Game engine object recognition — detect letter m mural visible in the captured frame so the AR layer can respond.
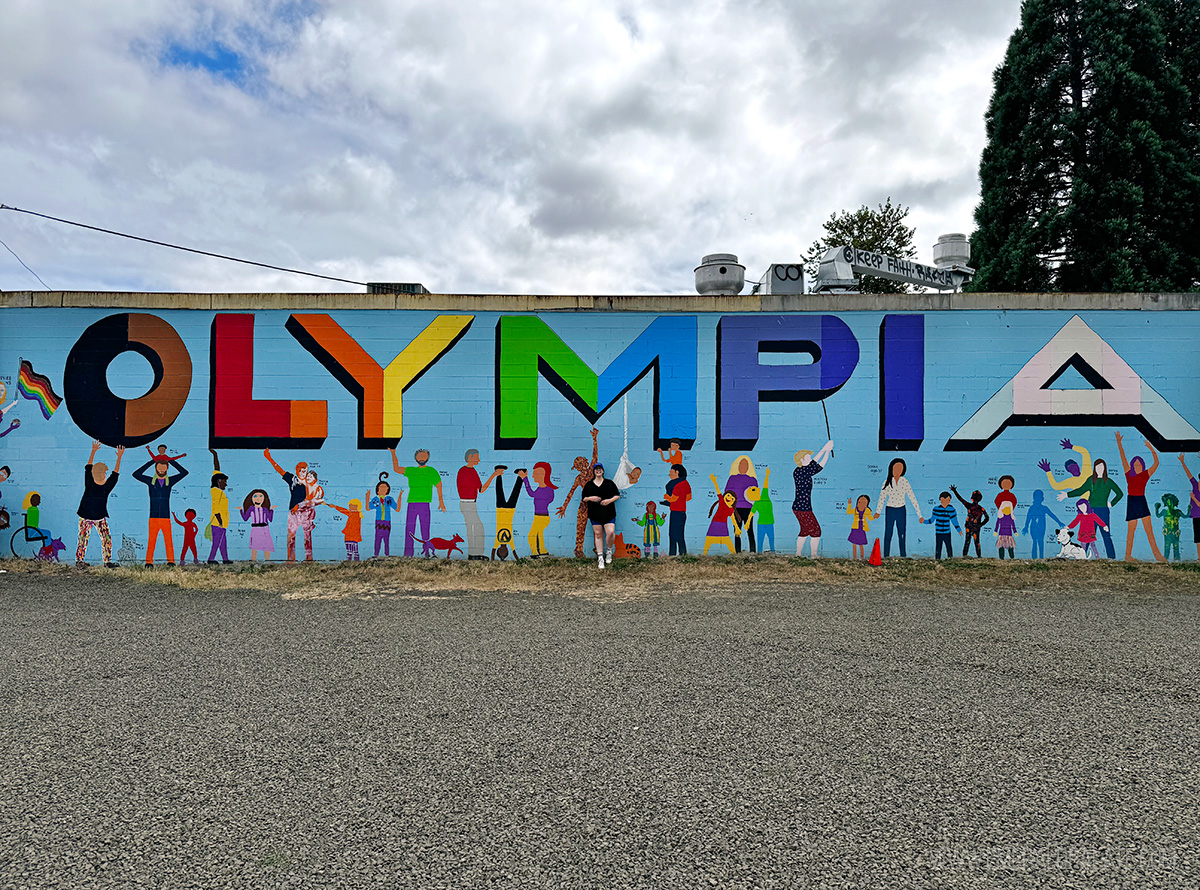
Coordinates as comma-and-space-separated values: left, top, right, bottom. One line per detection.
495, 316, 697, 450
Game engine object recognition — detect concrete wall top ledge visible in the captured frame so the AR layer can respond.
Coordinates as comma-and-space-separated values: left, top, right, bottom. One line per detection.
2, 290, 1198, 311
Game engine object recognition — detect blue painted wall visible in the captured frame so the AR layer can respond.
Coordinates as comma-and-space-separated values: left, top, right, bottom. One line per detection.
2, 306, 1197, 563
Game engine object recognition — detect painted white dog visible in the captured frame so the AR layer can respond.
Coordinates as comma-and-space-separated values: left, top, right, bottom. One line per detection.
1053, 527, 1089, 560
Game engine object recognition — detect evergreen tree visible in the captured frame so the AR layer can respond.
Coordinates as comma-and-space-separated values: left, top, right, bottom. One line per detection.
803, 197, 917, 294
970, 0, 1200, 293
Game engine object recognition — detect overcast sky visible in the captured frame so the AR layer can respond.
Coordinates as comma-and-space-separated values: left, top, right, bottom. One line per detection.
0, 0, 1022, 295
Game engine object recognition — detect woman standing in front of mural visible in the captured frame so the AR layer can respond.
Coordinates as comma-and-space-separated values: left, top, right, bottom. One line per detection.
877, 458, 925, 558
520, 463, 557, 558
1178, 453, 1200, 560
240, 489, 275, 562
556, 428, 600, 558
723, 456, 759, 552
1115, 432, 1166, 562
1066, 457, 1122, 559
792, 441, 834, 557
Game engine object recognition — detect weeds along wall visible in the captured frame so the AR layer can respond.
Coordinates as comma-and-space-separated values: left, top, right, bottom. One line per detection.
2, 293, 1198, 564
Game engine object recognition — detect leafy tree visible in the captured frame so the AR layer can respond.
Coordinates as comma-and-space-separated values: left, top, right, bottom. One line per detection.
970, 0, 1200, 293
803, 197, 918, 294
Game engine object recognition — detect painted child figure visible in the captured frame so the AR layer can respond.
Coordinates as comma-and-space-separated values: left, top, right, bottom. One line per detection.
704, 491, 742, 555
326, 498, 364, 561
950, 485, 989, 557
1068, 498, 1108, 558
173, 508, 201, 564
147, 444, 187, 465
748, 467, 775, 552
994, 502, 1018, 559
240, 489, 275, 561
930, 491, 963, 559
1155, 493, 1183, 561
1022, 490, 1063, 559
846, 495, 877, 560
631, 501, 667, 557
368, 473, 399, 557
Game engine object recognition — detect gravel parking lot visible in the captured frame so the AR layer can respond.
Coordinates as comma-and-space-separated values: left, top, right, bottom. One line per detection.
2, 567, 1199, 888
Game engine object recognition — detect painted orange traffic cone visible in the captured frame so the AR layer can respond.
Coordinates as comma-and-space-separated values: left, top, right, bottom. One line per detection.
868, 538, 882, 566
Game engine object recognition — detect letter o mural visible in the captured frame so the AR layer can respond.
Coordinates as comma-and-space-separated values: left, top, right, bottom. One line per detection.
64, 313, 193, 446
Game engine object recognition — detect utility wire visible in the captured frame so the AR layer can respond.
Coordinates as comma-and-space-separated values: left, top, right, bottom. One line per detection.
0, 236, 52, 290
0, 203, 368, 287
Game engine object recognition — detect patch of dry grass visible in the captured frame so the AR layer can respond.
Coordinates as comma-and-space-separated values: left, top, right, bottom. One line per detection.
5, 555, 1199, 601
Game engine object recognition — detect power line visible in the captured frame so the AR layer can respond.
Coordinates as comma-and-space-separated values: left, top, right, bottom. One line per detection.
0, 203, 368, 287
0, 236, 51, 290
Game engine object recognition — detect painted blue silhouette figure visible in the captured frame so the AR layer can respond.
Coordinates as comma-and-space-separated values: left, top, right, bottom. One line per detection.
1022, 489, 1063, 558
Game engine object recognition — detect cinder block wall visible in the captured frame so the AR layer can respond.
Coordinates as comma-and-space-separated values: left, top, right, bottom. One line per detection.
2, 292, 1197, 563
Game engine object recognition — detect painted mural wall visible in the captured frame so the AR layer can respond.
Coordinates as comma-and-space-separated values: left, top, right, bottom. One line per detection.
1, 305, 1198, 565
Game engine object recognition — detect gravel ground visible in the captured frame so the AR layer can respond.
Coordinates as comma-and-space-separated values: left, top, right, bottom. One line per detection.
1, 571, 1199, 889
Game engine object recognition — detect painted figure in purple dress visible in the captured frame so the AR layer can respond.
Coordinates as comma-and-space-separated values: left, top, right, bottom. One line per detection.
240, 489, 275, 561
723, 455, 759, 552
520, 462, 558, 558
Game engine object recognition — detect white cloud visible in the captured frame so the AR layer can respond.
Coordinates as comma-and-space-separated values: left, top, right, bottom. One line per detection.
0, 0, 1021, 295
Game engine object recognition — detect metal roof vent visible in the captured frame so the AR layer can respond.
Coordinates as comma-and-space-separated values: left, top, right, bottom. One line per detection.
694, 254, 745, 295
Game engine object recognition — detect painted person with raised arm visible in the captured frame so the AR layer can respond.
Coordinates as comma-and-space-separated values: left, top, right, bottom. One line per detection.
76, 439, 124, 567
1038, 438, 1092, 502
263, 449, 313, 561
1115, 431, 1166, 562
390, 447, 446, 557
132, 448, 188, 566
792, 440, 833, 557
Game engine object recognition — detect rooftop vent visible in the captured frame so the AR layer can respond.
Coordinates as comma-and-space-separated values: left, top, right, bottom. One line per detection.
694, 254, 745, 295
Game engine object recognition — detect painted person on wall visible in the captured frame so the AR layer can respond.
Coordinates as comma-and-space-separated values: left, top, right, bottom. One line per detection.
173, 508, 200, 565
1115, 432, 1166, 563
76, 440, 124, 567
207, 450, 232, 565
240, 489, 275, 561
1068, 498, 1107, 559
656, 439, 684, 468
994, 475, 1017, 513
491, 467, 523, 560
631, 501, 667, 557
703, 490, 741, 555
1066, 458, 1122, 559
950, 485, 989, 558
325, 498, 364, 561
457, 450, 502, 561
146, 444, 186, 465
662, 464, 691, 555
877, 458, 925, 558
1022, 490, 1063, 559
132, 449, 189, 566
23, 492, 48, 545
792, 441, 834, 557
994, 502, 1018, 559
930, 491, 963, 560
723, 456, 759, 552
1155, 493, 1183, 561
748, 467, 775, 552
556, 428, 600, 558
581, 461, 620, 568
1179, 453, 1200, 561
1039, 439, 1092, 502
390, 447, 446, 557
368, 472, 398, 557
263, 449, 314, 562
846, 495, 877, 560
520, 463, 557, 558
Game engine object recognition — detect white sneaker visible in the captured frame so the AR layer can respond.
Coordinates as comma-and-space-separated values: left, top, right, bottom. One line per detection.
598, 553, 605, 569
605, 549, 613, 565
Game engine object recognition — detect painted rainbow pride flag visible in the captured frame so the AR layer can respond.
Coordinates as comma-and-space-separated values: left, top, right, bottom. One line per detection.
17, 359, 62, 420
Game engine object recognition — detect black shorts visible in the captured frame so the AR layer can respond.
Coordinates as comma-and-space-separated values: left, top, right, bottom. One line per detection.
1194, 517, 1200, 544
